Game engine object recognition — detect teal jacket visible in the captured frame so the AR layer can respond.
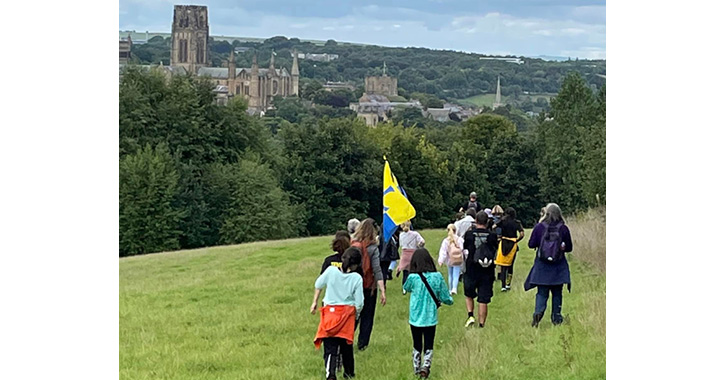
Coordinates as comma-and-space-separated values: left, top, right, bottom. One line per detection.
403, 271, 453, 327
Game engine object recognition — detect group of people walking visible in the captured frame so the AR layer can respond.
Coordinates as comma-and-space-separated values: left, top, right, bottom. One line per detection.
310, 198, 574, 379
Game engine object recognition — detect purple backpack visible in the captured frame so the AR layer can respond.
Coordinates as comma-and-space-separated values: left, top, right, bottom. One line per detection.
537, 222, 564, 262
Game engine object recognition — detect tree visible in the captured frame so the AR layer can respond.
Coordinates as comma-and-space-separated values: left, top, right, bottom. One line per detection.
119, 144, 183, 256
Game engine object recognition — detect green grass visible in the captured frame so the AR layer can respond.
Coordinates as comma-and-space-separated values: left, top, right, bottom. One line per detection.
458, 93, 557, 108
120, 230, 605, 379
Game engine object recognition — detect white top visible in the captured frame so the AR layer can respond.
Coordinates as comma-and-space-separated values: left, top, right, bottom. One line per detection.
399, 230, 425, 250
454, 215, 474, 239
438, 236, 467, 267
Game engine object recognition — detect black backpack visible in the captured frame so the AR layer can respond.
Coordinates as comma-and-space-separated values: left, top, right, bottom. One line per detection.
472, 231, 495, 266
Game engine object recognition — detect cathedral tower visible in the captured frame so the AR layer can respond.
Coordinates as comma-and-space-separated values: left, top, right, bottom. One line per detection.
171, 5, 210, 73
248, 55, 261, 109
291, 49, 300, 96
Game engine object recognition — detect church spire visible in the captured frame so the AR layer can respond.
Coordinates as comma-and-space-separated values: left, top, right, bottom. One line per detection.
291, 49, 299, 76
493, 75, 503, 110
383, 61, 387, 76
269, 50, 276, 72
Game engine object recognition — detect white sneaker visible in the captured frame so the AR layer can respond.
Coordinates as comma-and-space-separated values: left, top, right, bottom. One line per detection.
403, 289, 407, 295
451, 290, 457, 295
501, 287, 508, 292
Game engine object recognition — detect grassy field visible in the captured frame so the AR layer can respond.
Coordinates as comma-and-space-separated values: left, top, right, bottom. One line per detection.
120, 229, 605, 379
458, 93, 557, 108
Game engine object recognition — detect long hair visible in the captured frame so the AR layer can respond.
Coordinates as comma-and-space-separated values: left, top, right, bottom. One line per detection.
538, 207, 547, 223
492, 205, 504, 216
504, 207, 517, 221
401, 220, 412, 232
331, 232, 351, 255
409, 248, 437, 274
542, 203, 565, 224
446, 224, 458, 245
353, 218, 377, 244
342, 247, 363, 276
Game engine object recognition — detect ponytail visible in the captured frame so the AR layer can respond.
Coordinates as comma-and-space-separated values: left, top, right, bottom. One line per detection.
446, 224, 457, 245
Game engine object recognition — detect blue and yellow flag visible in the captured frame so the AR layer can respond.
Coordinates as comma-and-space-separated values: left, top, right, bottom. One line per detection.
383, 157, 416, 243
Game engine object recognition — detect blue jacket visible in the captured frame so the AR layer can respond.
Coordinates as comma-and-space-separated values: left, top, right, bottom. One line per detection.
523, 222, 573, 292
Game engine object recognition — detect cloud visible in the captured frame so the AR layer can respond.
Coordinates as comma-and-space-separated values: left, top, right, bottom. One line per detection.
119, 0, 606, 59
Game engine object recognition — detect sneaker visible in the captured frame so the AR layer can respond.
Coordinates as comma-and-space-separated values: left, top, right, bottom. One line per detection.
402, 289, 407, 295
505, 285, 511, 291
419, 368, 429, 378
451, 290, 457, 295
465, 316, 475, 327
501, 287, 508, 292
479, 323, 485, 328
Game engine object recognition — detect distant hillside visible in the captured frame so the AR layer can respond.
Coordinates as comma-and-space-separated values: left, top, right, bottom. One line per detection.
127, 34, 606, 102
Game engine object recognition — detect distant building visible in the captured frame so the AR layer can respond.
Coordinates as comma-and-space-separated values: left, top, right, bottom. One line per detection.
234, 47, 251, 53
119, 5, 300, 112
119, 35, 132, 64
364, 62, 398, 97
350, 94, 422, 127
291, 52, 339, 62
479, 57, 524, 65
322, 81, 355, 92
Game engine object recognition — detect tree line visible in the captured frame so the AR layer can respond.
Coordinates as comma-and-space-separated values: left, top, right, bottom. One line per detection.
119, 67, 605, 256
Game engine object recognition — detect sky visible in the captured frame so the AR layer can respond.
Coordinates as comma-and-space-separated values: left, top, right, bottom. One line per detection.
119, 0, 605, 59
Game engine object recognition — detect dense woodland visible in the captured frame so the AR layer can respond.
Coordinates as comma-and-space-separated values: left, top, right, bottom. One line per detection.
119, 63, 605, 256
131, 35, 605, 104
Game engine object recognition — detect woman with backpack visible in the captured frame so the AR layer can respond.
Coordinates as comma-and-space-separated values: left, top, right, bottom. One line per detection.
403, 248, 454, 379
350, 218, 387, 351
524, 203, 573, 327
494, 207, 525, 292
311, 247, 365, 380
437, 224, 465, 295
397, 220, 426, 295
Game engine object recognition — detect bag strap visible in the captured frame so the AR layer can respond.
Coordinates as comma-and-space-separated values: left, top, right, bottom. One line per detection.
418, 273, 441, 309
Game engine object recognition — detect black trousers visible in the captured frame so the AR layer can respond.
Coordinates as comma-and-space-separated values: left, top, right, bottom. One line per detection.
355, 287, 377, 349
410, 325, 436, 352
323, 337, 354, 379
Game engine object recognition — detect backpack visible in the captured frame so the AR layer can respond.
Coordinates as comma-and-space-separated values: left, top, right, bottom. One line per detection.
537, 223, 565, 262
472, 231, 495, 266
467, 201, 478, 211
351, 240, 375, 289
448, 240, 463, 266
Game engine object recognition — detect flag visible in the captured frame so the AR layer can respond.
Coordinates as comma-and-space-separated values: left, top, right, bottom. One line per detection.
382, 157, 416, 243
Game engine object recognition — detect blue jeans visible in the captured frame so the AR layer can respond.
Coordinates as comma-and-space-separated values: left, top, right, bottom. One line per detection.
535, 285, 563, 323
447, 266, 461, 292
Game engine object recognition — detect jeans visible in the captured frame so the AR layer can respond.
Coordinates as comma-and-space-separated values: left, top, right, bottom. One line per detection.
534, 284, 563, 323
447, 266, 461, 292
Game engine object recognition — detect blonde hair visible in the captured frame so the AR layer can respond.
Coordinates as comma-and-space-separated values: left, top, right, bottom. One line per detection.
492, 205, 504, 215
352, 218, 377, 243
446, 224, 457, 245
401, 220, 412, 232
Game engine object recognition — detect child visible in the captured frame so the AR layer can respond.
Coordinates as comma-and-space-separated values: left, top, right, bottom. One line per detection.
437, 224, 465, 295
311, 248, 365, 380
398, 220, 426, 294
321, 231, 351, 274
403, 248, 454, 379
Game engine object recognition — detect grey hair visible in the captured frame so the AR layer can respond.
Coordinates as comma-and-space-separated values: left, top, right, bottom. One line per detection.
347, 218, 361, 234
542, 203, 565, 224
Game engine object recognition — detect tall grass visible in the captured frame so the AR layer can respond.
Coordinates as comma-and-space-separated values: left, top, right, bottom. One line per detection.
567, 207, 606, 273
120, 228, 605, 379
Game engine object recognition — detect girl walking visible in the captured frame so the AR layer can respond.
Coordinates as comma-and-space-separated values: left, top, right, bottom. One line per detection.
403, 248, 453, 378
495, 207, 525, 291
311, 248, 365, 380
397, 220, 425, 294
437, 224, 465, 295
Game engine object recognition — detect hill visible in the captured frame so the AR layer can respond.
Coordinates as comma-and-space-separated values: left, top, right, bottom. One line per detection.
120, 228, 605, 379
127, 35, 606, 103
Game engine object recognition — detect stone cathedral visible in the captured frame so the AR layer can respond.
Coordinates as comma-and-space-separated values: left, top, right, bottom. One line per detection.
164, 5, 299, 111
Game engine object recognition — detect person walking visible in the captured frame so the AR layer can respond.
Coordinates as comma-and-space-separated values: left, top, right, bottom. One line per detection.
379, 228, 400, 282
458, 192, 483, 213
403, 248, 453, 379
524, 203, 573, 327
397, 220, 426, 294
490, 205, 504, 235
495, 207, 525, 291
321, 231, 352, 274
454, 208, 476, 239
350, 218, 387, 351
462, 211, 497, 328
437, 224, 465, 295
311, 247, 365, 380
